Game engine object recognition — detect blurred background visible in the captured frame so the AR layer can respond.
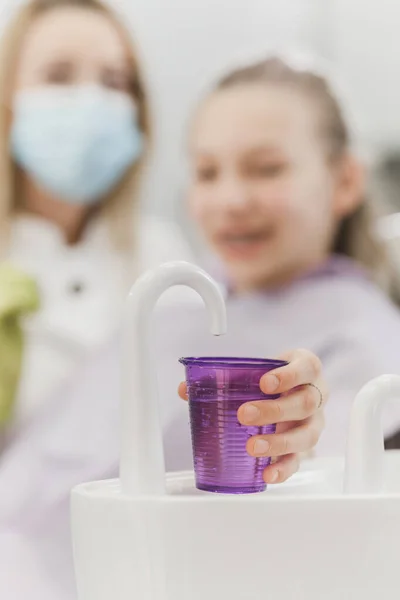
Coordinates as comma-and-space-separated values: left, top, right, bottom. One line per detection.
3, 0, 398, 223
122, 0, 400, 223
123, 0, 400, 227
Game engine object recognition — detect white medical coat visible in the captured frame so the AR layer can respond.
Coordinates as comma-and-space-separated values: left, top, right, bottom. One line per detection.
5, 213, 193, 426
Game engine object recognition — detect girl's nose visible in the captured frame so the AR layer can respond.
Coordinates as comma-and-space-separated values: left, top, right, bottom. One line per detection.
217, 178, 252, 213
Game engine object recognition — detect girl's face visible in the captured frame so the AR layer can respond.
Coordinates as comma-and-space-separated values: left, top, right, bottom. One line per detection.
188, 84, 362, 291
13, 6, 133, 95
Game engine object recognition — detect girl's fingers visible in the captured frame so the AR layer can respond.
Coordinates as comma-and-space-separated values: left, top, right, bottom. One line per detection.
263, 453, 300, 484
260, 348, 322, 395
247, 411, 324, 458
238, 381, 327, 426
178, 382, 188, 401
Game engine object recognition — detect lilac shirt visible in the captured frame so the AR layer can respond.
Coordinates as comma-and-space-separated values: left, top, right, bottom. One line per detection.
2, 256, 400, 598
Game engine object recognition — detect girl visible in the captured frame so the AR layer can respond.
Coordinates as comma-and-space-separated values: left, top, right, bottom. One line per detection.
0, 0, 192, 436
171, 55, 400, 459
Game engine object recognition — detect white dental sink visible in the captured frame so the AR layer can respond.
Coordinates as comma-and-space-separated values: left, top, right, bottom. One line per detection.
71, 262, 400, 600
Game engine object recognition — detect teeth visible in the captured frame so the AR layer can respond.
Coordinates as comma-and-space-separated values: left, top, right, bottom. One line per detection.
224, 234, 264, 243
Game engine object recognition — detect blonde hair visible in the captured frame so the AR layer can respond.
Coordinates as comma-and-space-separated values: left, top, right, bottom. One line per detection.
0, 0, 151, 255
213, 57, 400, 301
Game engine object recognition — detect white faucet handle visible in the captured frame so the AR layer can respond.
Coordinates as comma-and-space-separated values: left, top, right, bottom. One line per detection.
344, 374, 400, 494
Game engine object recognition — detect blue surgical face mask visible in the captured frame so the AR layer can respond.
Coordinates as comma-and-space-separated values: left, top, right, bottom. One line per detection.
11, 85, 143, 205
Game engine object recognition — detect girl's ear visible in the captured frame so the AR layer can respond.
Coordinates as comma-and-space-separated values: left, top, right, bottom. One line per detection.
332, 154, 365, 218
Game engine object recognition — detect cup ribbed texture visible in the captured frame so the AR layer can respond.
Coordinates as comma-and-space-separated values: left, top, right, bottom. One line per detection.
180, 357, 286, 494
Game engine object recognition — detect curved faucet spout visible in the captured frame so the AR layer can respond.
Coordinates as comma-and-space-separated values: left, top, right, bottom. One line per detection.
120, 261, 227, 496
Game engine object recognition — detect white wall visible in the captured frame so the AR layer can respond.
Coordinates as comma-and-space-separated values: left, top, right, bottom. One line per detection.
331, 0, 400, 153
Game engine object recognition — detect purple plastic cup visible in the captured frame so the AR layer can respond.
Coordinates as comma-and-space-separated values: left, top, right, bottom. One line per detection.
179, 357, 287, 494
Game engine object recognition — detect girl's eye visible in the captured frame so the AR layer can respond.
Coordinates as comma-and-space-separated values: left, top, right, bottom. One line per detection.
248, 163, 286, 178
195, 166, 218, 182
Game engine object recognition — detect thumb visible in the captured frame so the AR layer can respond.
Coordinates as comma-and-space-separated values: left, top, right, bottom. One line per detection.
178, 382, 188, 401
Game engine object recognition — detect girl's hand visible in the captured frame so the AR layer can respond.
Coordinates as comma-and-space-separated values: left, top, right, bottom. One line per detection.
178, 349, 327, 485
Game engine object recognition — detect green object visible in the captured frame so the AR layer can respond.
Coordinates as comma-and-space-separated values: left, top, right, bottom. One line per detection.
0, 264, 40, 425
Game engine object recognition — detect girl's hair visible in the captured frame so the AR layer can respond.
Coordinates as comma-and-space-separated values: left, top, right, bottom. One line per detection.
214, 57, 400, 302
0, 0, 151, 256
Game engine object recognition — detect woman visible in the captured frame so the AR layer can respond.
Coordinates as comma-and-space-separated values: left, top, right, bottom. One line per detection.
0, 0, 192, 433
